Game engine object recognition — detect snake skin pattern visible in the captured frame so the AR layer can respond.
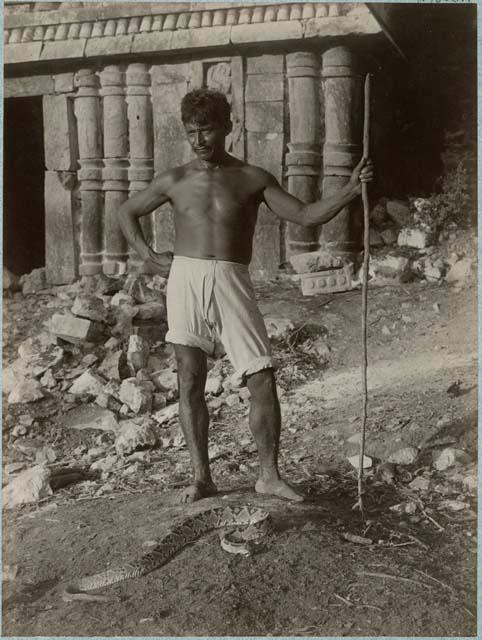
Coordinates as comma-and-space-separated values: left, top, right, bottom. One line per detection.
61, 505, 272, 602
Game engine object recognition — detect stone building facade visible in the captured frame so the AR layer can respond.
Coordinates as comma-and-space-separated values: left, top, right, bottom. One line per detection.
4, 2, 402, 283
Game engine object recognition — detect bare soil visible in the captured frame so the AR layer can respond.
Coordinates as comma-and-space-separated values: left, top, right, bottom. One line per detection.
2, 277, 477, 637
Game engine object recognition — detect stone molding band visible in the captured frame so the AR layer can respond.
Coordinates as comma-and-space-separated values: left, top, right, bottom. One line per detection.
5, 4, 353, 44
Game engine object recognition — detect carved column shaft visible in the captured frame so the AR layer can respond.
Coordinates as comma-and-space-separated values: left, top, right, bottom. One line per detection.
126, 63, 154, 273
321, 46, 363, 257
100, 64, 129, 275
74, 68, 103, 276
286, 52, 321, 256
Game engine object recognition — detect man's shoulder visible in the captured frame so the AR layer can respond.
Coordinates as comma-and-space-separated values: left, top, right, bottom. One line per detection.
239, 162, 277, 188
151, 164, 192, 190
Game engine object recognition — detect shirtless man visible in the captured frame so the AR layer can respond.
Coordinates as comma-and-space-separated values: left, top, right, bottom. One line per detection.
118, 89, 373, 504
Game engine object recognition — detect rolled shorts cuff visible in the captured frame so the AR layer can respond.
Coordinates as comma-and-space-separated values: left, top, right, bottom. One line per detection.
231, 355, 277, 388
165, 330, 215, 356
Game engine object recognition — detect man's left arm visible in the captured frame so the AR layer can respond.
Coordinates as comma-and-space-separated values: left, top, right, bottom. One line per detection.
263, 158, 373, 227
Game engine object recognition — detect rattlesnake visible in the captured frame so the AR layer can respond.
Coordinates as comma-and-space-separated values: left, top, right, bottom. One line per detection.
61, 505, 272, 602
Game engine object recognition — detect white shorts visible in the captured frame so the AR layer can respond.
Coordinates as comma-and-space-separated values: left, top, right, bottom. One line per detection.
165, 256, 275, 386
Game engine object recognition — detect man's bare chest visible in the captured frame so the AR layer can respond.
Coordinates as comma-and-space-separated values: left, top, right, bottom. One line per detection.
169, 172, 259, 222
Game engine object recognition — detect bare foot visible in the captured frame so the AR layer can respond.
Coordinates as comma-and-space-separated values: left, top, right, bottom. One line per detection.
177, 480, 218, 504
255, 477, 304, 502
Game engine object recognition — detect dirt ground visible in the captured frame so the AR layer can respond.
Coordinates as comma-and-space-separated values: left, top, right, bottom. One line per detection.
2, 275, 477, 637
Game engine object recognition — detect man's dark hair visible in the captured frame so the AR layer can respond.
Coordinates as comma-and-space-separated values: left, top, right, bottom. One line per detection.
181, 88, 231, 127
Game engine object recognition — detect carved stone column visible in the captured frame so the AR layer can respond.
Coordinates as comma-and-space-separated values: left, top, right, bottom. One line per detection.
126, 63, 154, 273
99, 65, 129, 275
74, 68, 103, 276
321, 46, 363, 258
286, 52, 321, 257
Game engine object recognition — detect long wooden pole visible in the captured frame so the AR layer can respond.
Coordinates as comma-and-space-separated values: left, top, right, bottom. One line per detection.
354, 73, 371, 518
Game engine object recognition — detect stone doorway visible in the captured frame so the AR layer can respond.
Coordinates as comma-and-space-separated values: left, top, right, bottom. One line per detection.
4, 96, 45, 276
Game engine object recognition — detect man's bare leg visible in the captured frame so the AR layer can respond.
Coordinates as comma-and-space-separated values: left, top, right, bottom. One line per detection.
174, 344, 217, 503
246, 369, 304, 502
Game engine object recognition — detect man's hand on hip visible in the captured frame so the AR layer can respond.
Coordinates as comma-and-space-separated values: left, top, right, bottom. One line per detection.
145, 249, 174, 276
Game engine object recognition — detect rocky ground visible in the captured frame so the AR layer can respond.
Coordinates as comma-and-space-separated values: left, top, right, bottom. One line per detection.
2, 226, 477, 637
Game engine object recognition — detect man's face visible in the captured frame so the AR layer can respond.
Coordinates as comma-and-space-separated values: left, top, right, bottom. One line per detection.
184, 120, 230, 162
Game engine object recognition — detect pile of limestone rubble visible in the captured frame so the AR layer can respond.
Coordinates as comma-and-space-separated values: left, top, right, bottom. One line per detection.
288, 197, 475, 293
3, 273, 303, 508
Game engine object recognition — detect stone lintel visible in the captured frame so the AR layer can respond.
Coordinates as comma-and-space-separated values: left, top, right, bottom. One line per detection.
170, 25, 231, 50
130, 31, 173, 54
4, 42, 43, 64
40, 38, 87, 61
230, 20, 303, 44
304, 14, 381, 38
54, 72, 75, 93
85, 34, 134, 58
4, 74, 54, 97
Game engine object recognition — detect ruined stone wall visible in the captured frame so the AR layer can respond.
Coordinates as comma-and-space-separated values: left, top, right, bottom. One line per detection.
8, 49, 368, 282
71, 51, 350, 279
69, 55, 289, 279
4, 2, 384, 282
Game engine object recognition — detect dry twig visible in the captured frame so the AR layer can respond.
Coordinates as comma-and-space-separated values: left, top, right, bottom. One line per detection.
333, 593, 353, 607
420, 509, 445, 532
405, 533, 429, 550
356, 571, 431, 589
414, 569, 454, 592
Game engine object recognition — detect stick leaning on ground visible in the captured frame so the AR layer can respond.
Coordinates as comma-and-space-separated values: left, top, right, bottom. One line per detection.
353, 73, 371, 518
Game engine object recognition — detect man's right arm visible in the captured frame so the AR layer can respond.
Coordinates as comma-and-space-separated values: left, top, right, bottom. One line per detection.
118, 172, 173, 269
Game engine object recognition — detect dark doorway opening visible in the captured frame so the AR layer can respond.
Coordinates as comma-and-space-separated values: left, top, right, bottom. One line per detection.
4, 96, 45, 276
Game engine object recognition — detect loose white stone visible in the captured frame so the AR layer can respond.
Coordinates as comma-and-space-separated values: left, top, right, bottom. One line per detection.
64, 405, 120, 433
153, 403, 179, 425
397, 228, 433, 249
389, 501, 418, 515
446, 258, 472, 287
387, 447, 419, 466
434, 447, 471, 471
438, 499, 468, 512
72, 294, 107, 322
115, 420, 158, 456
8, 378, 44, 404
264, 316, 295, 340
69, 370, 106, 396
424, 264, 444, 282
347, 454, 372, 470
369, 255, 411, 285
119, 378, 153, 414
98, 350, 123, 381
110, 292, 134, 307
151, 369, 178, 394
205, 375, 223, 396
289, 250, 343, 274
2, 465, 52, 508
408, 475, 431, 492
127, 335, 150, 374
